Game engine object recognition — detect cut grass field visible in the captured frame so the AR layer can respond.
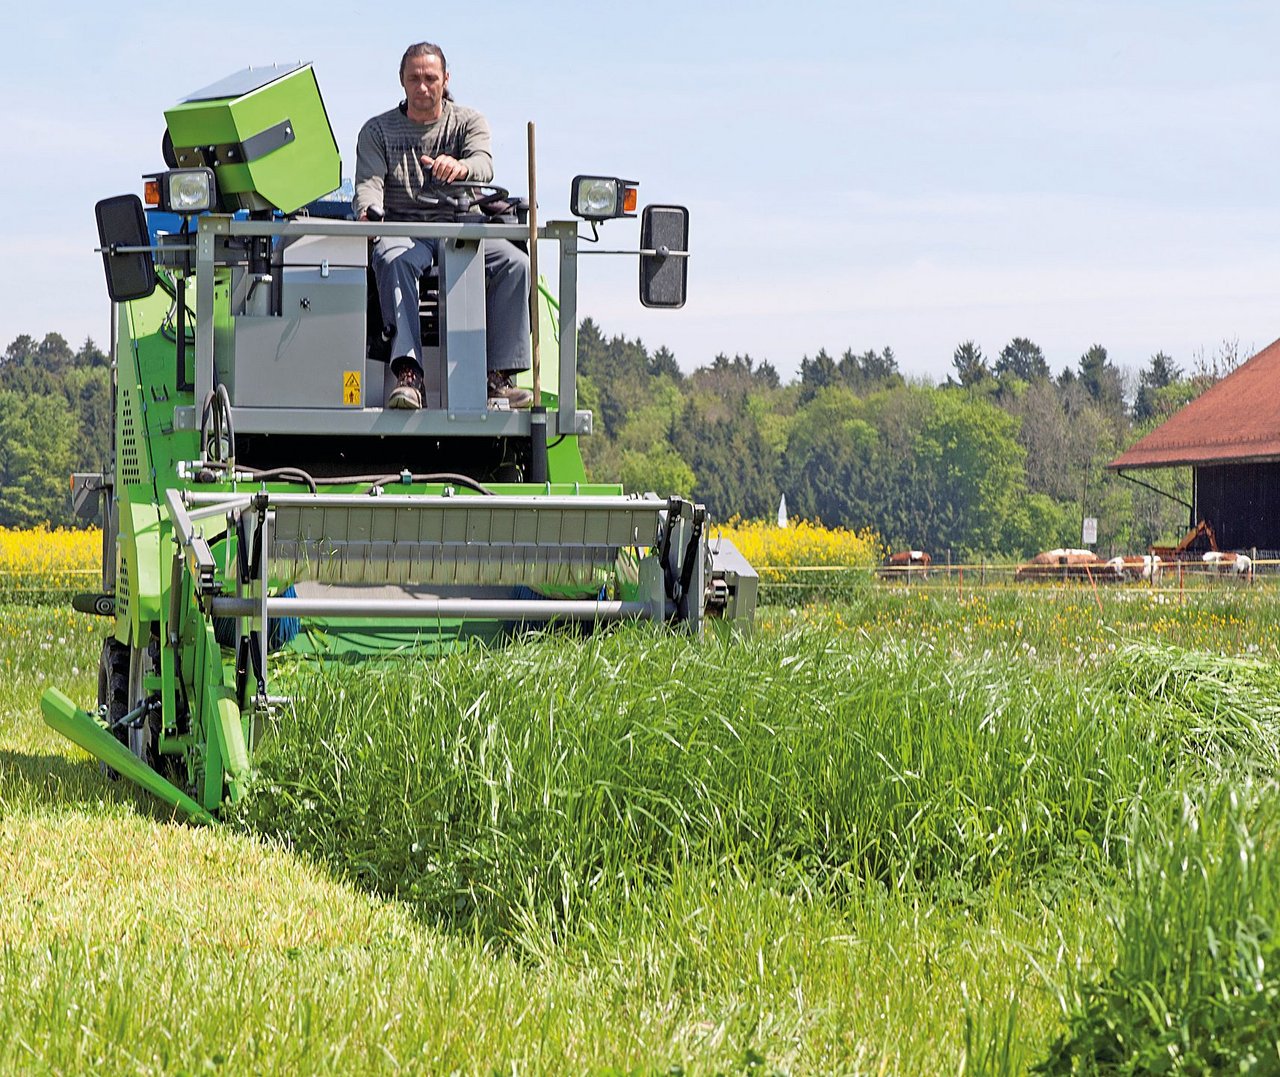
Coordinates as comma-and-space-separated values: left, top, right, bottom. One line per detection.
2, 586, 1279, 1073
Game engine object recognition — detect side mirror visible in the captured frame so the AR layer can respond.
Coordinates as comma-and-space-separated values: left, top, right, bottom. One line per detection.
639, 204, 688, 309
95, 194, 156, 302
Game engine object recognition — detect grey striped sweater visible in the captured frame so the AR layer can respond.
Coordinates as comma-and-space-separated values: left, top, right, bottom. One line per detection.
352, 100, 495, 222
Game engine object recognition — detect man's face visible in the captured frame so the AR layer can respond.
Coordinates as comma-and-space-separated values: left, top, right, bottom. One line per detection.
401, 54, 449, 122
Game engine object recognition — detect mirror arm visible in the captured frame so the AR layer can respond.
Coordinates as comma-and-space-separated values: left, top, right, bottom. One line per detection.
579, 248, 690, 257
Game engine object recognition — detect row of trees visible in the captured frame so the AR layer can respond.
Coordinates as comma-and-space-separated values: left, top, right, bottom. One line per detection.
0, 324, 1232, 558
0, 334, 109, 527
578, 320, 1235, 559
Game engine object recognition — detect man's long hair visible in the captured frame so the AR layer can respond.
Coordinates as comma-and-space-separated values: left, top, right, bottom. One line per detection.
399, 41, 454, 101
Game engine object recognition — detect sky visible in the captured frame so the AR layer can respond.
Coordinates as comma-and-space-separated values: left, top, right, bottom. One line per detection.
3, 1, 1280, 384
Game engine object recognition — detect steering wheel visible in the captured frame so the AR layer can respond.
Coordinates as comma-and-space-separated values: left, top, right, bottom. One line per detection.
415, 182, 510, 211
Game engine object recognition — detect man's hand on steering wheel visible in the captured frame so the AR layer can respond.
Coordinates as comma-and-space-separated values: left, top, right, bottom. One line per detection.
414, 181, 511, 212
421, 153, 468, 183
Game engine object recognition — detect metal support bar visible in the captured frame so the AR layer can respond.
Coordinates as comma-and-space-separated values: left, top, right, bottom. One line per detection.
439, 239, 489, 418
209, 596, 650, 621
549, 220, 579, 435
257, 506, 270, 687
224, 218, 535, 242
1115, 468, 1194, 512
579, 248, 691, 257
181, 491, 666, 512
165, 489, 218, 592
194, 221, 218, 416
94, 243, 196, 255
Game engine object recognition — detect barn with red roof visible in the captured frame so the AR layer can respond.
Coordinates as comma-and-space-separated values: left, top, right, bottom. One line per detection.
1108, 337, 1280, 553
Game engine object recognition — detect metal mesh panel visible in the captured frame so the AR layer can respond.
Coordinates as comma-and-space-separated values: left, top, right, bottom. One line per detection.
116, 553, 130, 622
118, 383, 142, 485
270, 542, 616, 588
267, 500, 661, 589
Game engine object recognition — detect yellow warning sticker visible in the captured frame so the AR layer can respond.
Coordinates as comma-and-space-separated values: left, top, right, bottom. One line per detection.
342, 370, 361, 406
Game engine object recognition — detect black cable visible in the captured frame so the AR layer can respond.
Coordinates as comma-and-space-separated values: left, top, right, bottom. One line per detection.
327, 472, 495, 495
215, 383, 235, 462
192, 464, 493, 496
239, 467, 318, 493
155, 269, 197, 343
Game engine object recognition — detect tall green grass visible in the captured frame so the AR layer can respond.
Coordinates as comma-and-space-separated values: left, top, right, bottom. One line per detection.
235, 626, 1271, 941
1038, 782, 1280, 1073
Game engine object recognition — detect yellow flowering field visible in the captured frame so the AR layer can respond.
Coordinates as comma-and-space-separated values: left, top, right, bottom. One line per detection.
712, 518, 883, 592
0, 526, 100, 602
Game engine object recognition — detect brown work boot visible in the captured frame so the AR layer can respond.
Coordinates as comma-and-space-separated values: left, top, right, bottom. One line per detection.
387, 359, 424, 410
487, 370, 533, 409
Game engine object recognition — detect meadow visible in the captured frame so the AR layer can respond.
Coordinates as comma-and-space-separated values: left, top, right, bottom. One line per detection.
0, 527, 1278, 1073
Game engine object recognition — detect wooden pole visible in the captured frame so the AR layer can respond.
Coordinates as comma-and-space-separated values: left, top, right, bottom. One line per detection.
527, 122, 541, 409
1084, 564, 1104, 616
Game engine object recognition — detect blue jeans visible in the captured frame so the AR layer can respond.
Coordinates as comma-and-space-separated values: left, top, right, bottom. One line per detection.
372, 235, 531, 373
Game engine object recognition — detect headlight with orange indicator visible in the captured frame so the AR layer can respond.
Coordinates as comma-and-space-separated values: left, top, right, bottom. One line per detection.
569, 175, 638, 220
144, 168, 217, 214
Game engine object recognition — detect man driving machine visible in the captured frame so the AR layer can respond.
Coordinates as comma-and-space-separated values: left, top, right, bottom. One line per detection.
353, 41, 532, 409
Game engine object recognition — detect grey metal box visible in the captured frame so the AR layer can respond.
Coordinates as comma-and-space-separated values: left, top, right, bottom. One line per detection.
224, 265, 367, 408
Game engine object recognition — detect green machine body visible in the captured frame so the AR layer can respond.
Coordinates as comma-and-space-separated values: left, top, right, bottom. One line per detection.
164, 63, 340, 213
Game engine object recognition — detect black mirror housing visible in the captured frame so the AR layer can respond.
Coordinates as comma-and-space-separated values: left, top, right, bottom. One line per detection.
639, 204, 688, 309
95, 194, 156, 302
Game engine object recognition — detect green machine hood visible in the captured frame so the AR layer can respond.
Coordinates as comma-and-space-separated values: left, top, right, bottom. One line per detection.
165, 63, 341, 214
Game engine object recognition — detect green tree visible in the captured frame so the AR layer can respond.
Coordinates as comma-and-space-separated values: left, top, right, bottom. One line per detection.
673, 392, 779, 519
649, 345, 683, 381
838, 346, 903, 395
0, 333, 112, 519
995, 337, 1049, 382
950, 340, 991, 388
0, 390, 76, 526
1077, 343, 1125, 418
785, 386, 1030, 557
1132, 351, 1181, 422
619, 446, 695, 497
783, 387, 877, 525
1000, 492, 1079, 558
914, 389, 1028, 556
798, 348, 837, 402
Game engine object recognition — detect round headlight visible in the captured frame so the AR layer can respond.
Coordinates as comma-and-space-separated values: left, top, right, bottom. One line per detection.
578, 178, 618, 217
570, 174, 638, 221
167, 170, 212, 213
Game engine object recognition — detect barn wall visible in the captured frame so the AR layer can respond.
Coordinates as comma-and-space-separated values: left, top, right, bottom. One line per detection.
1194, 462, 1280, 551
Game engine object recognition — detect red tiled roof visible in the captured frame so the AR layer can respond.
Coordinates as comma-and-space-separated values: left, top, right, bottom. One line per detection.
1109, 335, 1280, 469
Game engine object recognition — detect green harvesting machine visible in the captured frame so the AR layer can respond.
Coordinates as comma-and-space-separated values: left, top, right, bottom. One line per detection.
43, 63, 757, 822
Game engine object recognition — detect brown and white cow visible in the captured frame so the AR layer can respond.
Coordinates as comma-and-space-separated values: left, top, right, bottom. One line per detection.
1202, 551, 1253, 578
1015, 548, 1101, 581
879, 549, 931, 579
1106, 554, 1162, 582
